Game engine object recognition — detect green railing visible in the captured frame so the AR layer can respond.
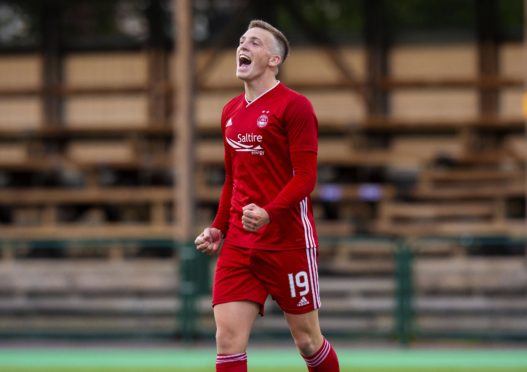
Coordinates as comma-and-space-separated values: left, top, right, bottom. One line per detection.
0, 235, 525, 344
394, 240, 413, 346
177, 235, 527, 345
179, 242, 210, 342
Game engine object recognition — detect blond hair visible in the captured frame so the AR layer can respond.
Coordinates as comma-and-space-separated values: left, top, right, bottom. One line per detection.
248, 19, 290, 65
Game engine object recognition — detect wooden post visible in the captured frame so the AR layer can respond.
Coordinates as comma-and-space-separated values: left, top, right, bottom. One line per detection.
172, 0, 200, 341
146, 0, 169, 127
476, 0, 500, 116
522, 0, 527, 264
364, 0, 389, 118
40, 1, 62, 128
524, 0, 527, 121
172, 0, 195, 242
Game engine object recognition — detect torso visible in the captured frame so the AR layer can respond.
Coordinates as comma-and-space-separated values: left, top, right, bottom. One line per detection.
221, 82, 319, 250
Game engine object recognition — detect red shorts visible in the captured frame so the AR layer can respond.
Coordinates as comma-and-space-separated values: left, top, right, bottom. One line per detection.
212, 243, 321, 315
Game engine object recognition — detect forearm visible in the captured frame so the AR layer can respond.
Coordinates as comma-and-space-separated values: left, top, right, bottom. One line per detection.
211, 174, 233, 235
263, 151, 317, 222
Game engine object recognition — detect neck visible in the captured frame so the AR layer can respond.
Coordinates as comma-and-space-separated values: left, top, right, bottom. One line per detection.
244, 74, 279, 102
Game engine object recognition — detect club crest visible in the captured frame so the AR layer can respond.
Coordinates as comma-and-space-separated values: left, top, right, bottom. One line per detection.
256, 114, 268, 128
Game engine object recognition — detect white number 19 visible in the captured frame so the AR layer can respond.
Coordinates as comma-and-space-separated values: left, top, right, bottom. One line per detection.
288, 271, 309, 298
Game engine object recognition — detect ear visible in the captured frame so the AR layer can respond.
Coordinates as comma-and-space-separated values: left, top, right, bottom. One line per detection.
268, 54, 281, 68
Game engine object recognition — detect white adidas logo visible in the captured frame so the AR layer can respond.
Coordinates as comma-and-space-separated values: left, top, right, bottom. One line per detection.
297, 296, 310, 307
226, 118, 233, 127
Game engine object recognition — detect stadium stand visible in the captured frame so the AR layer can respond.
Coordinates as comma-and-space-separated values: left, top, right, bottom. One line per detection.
0, 0, 525, 341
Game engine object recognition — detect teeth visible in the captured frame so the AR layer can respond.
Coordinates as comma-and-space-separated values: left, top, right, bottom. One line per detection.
239, 55, 251, 65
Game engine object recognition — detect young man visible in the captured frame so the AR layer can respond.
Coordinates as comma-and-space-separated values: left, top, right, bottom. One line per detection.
194, 20, 340, 372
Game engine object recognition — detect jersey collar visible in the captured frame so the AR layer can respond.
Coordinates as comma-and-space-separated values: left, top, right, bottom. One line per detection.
245, 80, 280, 107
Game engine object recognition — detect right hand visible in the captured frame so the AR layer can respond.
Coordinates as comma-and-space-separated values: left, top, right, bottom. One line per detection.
194, 227, 223, 256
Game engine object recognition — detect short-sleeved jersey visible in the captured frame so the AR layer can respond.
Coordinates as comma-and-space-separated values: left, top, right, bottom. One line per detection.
218, 82, 319, 250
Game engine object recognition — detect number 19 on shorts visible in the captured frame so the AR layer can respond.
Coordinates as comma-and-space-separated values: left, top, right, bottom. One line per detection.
288, 271, 309, 298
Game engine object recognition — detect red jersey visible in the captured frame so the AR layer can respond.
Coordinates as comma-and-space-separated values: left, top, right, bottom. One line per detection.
212, 82, 319, 250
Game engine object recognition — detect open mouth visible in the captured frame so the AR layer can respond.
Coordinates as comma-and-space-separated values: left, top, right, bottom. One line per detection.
238, 54, 252, 67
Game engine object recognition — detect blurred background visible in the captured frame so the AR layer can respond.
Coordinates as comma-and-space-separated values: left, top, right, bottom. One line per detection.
0, 0, 525, 346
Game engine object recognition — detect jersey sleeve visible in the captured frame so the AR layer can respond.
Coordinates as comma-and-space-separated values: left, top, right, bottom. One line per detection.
263, 150, 317, 222
263, 94, 319, 221
283, 94, 318, 154
211, 108, 233, 235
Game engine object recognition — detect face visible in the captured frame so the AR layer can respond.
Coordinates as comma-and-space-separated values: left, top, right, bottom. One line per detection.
236, 27, 281, 81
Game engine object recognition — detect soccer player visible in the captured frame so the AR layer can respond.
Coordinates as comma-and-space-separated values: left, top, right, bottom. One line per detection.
194, 19, 340, 372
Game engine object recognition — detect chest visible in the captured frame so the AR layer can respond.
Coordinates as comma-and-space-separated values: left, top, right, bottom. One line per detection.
224, 104, 287, 157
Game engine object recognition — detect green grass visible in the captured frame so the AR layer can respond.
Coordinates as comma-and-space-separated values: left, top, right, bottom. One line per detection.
1, 348, 526, 371
3, 369, 527, 372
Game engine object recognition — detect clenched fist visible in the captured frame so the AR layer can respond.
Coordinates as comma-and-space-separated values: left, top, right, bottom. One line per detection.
242, 203, 270, 232
194, 227, 223, 255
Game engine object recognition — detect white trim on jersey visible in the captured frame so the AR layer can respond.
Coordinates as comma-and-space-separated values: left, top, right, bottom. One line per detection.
300, 198, 316, 248
245, 80, 281, 107
300, 198, 321, 309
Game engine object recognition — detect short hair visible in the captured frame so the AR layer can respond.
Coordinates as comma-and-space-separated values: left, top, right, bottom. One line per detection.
248, 19, 290, 65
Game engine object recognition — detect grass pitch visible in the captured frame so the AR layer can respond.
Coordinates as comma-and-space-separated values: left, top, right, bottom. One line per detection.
0, 347, 526, 371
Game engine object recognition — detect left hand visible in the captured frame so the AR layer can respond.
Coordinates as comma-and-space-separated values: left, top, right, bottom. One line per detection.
242, 203, 270, 232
